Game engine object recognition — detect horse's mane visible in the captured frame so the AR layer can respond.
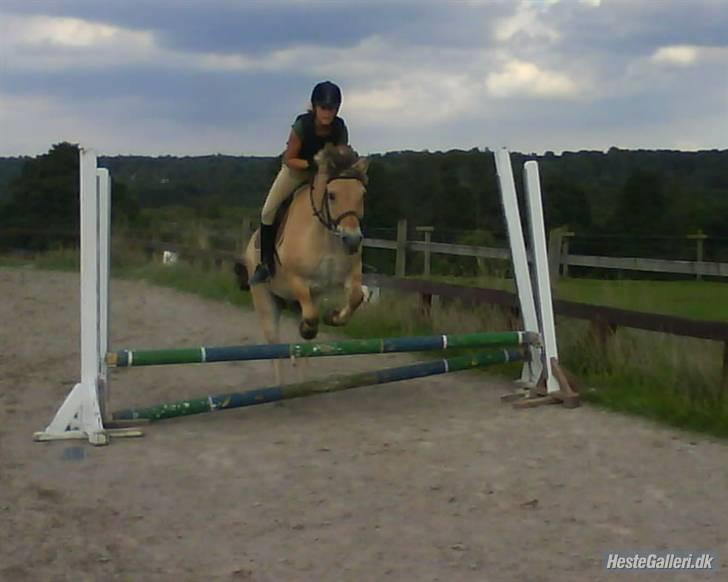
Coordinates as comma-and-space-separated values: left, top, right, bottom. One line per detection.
315, 144, 367, 183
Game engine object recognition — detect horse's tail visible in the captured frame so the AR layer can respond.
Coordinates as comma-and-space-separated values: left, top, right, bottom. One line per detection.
234, 260, 250, 291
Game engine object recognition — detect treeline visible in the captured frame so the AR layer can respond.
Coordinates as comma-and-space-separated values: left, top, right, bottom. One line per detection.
1, 142, 727, 259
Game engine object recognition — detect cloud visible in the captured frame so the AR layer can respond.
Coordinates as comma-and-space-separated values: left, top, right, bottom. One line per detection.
495, 1, 561, 43
1, 14, 155, 71
651, 45, 701, 66
16, 15, 146, 48
346, 72, 482, 126
486, 59, 580, 98
650, 44, 728, 67
1, 0, 728, 156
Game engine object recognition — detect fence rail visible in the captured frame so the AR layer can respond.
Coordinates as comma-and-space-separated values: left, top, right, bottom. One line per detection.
563, 254, 728, 278
361, 219, 728, 280
4, 222, 728, 280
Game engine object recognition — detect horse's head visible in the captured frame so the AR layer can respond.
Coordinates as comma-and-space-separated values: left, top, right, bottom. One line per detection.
313, 144, 369, 254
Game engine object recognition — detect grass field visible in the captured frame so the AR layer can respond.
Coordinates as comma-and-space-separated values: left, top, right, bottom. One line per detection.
4, 248, 728, 438
423, 274, 728, 322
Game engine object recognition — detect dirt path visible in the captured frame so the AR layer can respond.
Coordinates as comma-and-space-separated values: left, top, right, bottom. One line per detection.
1, 268, 726, 581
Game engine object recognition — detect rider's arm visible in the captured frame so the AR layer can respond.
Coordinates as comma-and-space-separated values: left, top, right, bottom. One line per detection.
283, 130, 313, 171
337, 120, 349, 146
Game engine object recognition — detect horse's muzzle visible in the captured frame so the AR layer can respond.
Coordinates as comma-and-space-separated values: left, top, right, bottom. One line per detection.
341, 230, 363, 254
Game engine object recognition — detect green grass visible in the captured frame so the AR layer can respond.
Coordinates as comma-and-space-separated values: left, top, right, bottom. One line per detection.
557, 320, 728, 437
117, 261, 252, 310
4, 249, 727, 439
0, 247, 251, 310
421, 274, 728, 322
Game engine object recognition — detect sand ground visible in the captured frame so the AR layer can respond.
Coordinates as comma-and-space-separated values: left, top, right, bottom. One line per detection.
1, 268, 726, 581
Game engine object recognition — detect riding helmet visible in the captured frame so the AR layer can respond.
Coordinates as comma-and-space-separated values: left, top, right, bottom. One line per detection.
311, 81, 342, 107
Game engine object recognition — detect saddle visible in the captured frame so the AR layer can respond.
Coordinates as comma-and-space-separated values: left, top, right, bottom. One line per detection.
254, 182, 308, 259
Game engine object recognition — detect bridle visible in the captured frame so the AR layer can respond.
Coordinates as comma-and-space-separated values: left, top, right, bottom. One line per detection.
309, 174, 365, 234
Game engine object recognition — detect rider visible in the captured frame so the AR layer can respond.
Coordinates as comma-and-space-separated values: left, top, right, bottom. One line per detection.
249, 80, 349, 285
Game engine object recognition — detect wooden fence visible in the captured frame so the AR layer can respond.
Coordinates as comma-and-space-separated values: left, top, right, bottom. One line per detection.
363, 219, 728, 281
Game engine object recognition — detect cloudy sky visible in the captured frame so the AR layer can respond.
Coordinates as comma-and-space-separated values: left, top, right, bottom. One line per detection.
2, 0, 727, 157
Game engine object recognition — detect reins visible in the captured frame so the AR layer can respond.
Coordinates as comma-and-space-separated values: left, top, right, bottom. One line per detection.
309, 174, 365, 233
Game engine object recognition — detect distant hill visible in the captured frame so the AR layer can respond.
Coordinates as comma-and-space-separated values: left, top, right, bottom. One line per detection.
2, 147, 727, 243
99, 154, 281, 210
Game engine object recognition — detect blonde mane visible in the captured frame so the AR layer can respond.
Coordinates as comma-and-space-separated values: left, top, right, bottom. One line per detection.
315, 144, 367, 184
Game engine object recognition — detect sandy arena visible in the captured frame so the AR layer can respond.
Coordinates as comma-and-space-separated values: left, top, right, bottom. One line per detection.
1, 268, 726, 581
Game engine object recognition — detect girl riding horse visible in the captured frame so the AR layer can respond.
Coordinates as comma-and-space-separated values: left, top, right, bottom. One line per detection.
249, 80, 350, 284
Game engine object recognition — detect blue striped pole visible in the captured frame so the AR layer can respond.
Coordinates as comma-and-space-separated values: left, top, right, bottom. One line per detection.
107, 331, 538, 368
112, 347, 526, 421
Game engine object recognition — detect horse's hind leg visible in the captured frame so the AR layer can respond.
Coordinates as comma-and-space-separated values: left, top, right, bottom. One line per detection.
250, 284, 283, 385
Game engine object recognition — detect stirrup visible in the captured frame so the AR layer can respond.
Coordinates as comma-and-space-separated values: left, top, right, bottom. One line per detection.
249, 263, 271, 285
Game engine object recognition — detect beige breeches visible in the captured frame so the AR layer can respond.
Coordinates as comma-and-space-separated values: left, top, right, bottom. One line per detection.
261, 164, 310, 226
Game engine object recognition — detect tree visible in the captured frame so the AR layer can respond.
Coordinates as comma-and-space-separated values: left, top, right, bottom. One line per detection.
610, 169, 666, 235
2, 142, 80, 232
0, 142, 139, 250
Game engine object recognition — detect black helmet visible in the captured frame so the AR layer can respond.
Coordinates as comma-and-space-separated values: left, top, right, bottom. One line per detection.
311, 81, 342, 107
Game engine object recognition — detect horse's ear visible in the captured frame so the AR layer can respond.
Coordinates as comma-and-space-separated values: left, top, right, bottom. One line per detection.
352, 157, 369, 176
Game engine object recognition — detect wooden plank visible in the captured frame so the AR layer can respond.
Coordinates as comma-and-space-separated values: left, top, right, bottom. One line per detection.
363, 274, 518, 308
363, 238, 398, 250
564, 254, 728, 278
363, 274, 728, 342
406, 241, 510, 260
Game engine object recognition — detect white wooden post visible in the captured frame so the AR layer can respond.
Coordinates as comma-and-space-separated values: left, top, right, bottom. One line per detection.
33, 148, 107, 444
34, 148, 141, 444
524, 161, 560, 394
97, 168, 111, 419
494, 149, 543, 388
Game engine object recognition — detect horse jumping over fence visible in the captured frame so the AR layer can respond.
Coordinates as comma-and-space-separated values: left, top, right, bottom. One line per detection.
235, 144, 369, 349
32, 147, 578, 447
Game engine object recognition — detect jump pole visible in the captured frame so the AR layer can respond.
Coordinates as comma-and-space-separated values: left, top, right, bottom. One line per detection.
107, 331, 539, 368
112, 348, 526, 422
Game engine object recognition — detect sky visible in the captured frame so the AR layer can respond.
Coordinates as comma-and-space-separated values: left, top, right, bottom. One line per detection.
2, 0, 727, 157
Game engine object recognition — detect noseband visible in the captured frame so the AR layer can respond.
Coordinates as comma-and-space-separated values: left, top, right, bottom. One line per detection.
309, 174, 365, 233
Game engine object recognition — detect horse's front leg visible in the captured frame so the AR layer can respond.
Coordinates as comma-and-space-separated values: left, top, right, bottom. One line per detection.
323, 270, 364, 327
288, 275, 320, 340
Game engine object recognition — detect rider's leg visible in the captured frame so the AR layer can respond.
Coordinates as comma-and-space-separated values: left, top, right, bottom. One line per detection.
249, 164, 308, 284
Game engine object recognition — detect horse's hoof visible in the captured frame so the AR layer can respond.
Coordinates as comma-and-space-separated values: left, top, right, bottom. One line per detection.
299, 319, 318, 340
322, 309, 340, 326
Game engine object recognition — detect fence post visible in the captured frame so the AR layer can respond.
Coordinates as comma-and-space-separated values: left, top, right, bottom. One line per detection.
722, 340, 728, 400
547, 227, 565, 282
547, 227, 574, 281
416, 226, 434, 277
419, 293, 432, 318
562, 232, 574, 278
395, 218, 407, 277
687, 230, 707, 281
591, 319, 617, 351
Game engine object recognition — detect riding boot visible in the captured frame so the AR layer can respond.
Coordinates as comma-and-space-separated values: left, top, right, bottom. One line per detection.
249, 223, 275, 285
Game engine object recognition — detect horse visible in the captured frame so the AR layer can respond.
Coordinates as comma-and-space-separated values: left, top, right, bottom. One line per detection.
235, 144, 369, 380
